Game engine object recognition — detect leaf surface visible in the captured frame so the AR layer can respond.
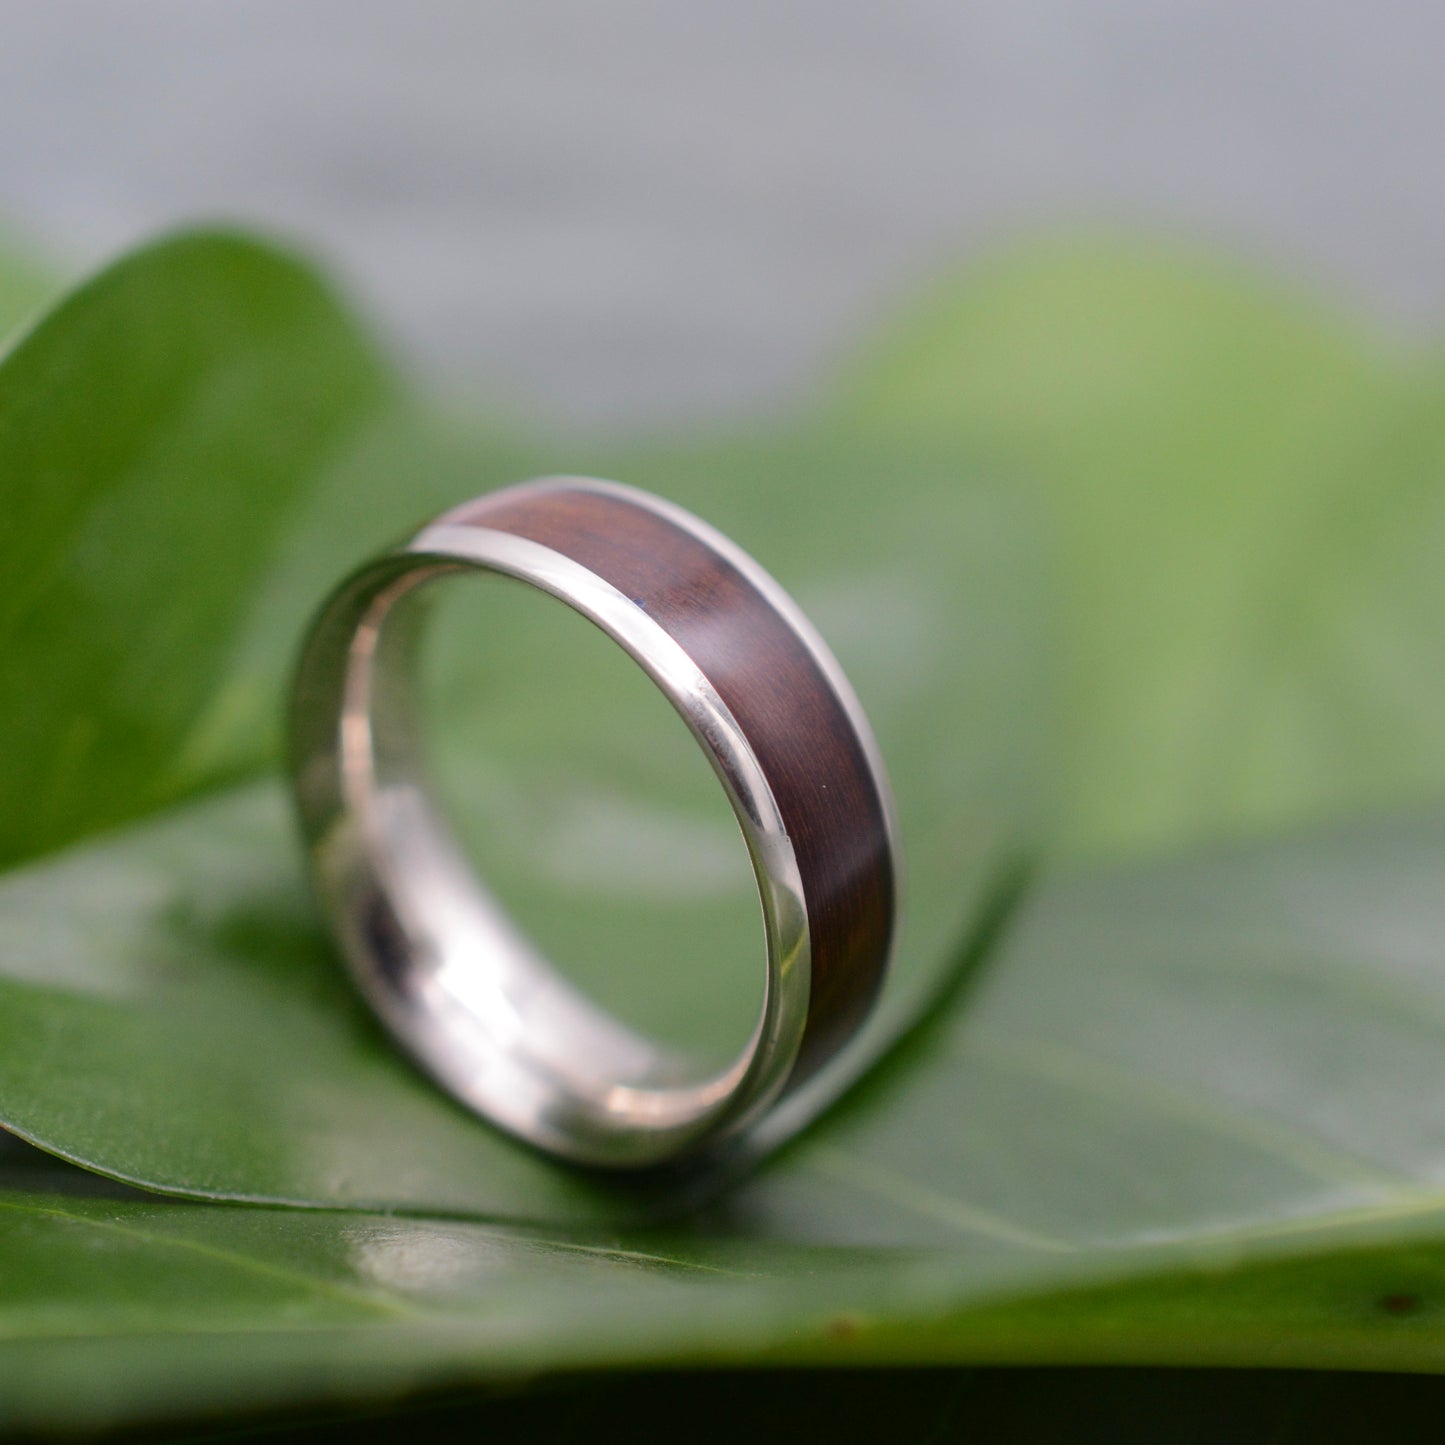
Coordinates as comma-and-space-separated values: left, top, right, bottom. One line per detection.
7, 808, 1445, 1431
0, 231, 393, 867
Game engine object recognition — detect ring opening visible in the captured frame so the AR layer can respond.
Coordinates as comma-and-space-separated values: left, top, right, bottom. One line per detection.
418, 568, 767, 1070
337, 559, 785, 1158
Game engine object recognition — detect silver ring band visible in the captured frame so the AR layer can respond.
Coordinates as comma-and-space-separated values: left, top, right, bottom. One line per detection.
288, 477, 899, 1168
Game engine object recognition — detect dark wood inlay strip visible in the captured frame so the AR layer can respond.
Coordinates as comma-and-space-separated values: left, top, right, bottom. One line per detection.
449, 483, 895, 1082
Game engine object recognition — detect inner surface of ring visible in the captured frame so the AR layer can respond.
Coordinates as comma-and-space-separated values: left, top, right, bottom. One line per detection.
351, 565, 771, 1135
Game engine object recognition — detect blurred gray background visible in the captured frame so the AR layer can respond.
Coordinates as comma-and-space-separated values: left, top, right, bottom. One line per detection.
0, 2, 1439, 426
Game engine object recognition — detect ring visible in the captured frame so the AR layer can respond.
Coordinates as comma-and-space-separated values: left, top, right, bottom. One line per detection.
288, 477, 899, 1168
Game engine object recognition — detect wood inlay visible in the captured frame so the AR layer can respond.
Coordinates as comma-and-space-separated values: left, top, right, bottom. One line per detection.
446, 482, 895, 1083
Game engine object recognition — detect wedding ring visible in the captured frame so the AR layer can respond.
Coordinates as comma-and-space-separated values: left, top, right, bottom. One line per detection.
288, 477, 898, 1168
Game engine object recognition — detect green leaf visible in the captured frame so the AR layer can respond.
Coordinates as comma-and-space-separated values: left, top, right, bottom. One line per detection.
734, 808, 1445, 1253
8, 807, 1445, 1432
0, 237, 1046, 1214
839, 234, 1445, 855
0, 231, 59, 342
0, 230, 394, 867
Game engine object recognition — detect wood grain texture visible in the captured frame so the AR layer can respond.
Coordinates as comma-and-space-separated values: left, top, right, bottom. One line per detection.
448, 482, 895, 1083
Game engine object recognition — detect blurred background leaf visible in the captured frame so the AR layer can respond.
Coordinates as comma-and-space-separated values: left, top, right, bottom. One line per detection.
841, 236, 1445, 856
0, 232, 58, 342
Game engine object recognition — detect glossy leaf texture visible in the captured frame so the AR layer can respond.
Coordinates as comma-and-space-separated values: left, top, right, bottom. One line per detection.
0, 234, 1046, 1216
9, 808, 1445, 1434
839, 235, 1445, 856
0, 230, 394, 867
